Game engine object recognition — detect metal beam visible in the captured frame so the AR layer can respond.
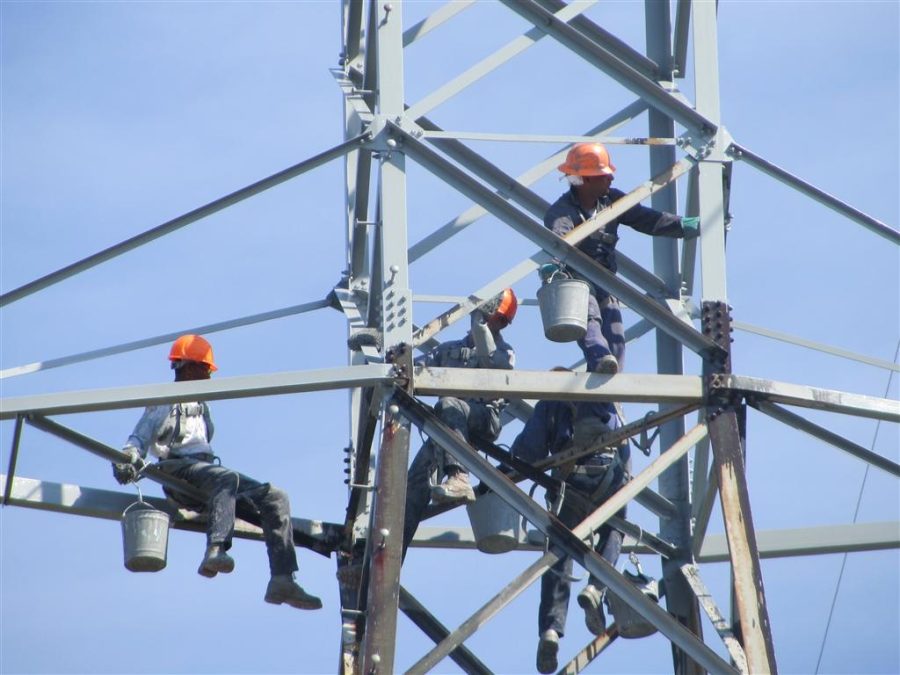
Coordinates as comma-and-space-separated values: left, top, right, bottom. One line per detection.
414, 368, 703, 404
725, 374, 900, 422
404, 1, 597, 121
680, 564, 749, 673
402, 1, 476, 48
498, 0, 716, 135
1, 299, 331, 379
395, 390, 737, 674
753, 400, 900, 477
398, 586, 491, 675
697, 522, 900, 561
0, 135, 368, 308
394, 127, 723, 356
730, 143, 900, 246
0, 365, 395, 420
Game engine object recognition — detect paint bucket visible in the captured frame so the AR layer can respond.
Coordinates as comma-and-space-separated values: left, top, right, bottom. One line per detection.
537, 277, 590, 342
466, 491, 521, 554
605, 570, 660, 638
122, 500, 170, 572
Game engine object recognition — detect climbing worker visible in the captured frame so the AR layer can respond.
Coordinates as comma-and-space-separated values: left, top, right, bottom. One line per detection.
543, 142, 699, 374
509, 380, 629, 674
401, 289, 518, 559
112, 334, 322, 611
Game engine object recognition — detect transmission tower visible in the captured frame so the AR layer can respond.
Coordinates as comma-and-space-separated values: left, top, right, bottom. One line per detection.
1, 2, 897, 674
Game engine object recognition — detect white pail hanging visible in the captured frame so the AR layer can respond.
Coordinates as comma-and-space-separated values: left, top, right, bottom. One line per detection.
537, 277, 590, 343
121, 500, 170, 572
466, 491, 520, 554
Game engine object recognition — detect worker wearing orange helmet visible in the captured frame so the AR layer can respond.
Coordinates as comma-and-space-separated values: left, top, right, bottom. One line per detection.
401, 289, 518, 559
544, 142, 699, 374
113, 335, 322, 611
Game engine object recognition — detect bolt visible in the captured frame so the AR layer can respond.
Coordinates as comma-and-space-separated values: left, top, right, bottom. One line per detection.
388, 404, 399, 415
386, 138, 397, 149
383, 3, 392, 13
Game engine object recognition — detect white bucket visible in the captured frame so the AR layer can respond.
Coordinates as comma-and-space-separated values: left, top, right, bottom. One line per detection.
466, 492, 520, 554
606, 571, 660, 638
122, 501, 170, 572
537, 278, 590, 343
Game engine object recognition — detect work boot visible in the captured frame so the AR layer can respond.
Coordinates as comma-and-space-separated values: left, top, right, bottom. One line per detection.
597, 354, 619, 374
265, 574, 323, 610
577, 584, 606, 635
536, 629, 560, 674
430, 471, 476, 504
197, 544, 235, 578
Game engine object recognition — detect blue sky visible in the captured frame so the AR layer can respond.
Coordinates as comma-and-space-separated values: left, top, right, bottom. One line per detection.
1, 2, 898, 674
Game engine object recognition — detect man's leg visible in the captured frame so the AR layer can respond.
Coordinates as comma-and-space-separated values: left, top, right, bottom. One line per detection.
578, 293, 618, 374
402, 440, 438, 559
599, 295, 625, 370
158, 459, 239, 576
429, 397, 478, 504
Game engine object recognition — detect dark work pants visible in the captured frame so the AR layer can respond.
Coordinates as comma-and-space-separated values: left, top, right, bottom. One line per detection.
538, 458, 627, 637
402, 397, 501, 558
158, 458, 298, 576
578, 293, 625, 373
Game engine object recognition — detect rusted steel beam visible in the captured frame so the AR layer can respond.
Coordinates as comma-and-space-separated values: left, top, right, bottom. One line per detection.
703, 300, 778, 674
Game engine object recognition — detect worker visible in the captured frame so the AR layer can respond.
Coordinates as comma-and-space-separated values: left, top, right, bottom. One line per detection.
510, 385, 629, 674
112, 334, 322, 611
543, 142, 699, 374
402, 289, 518, 558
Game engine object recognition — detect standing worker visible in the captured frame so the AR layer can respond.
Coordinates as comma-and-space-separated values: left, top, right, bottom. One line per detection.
543, 142, 699, 374
510, 391, 629, 674
112, 334, 322, 611
402, 289, 518, 558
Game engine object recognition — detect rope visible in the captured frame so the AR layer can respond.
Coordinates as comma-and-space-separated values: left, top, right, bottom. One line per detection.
814, 337, 900, 674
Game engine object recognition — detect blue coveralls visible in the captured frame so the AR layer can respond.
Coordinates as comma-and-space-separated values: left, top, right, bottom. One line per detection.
402, 331, 515, 556
124, 402, 299, 576
544, 187, 686, 372
511, 399, 630, 638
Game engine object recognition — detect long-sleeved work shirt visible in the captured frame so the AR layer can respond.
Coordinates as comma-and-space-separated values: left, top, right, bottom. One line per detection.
123, 402, 214, 460
544, 186, 686, 283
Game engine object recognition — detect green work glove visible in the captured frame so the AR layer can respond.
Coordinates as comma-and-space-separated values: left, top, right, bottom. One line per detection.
681, 216, 700, 238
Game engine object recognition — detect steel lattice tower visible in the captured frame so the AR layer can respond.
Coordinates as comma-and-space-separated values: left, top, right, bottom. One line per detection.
1, 2, 897, 674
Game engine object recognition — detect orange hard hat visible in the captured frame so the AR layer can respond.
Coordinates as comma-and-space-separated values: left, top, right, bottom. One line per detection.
558, 142, 616, 177
169, 334, 218, 372
484, 288, 518, 326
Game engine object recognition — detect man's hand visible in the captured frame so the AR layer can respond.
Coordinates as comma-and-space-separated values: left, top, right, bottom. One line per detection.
681, 216, 700, 238
539, 262, 567, 283
112, 462, 140, 485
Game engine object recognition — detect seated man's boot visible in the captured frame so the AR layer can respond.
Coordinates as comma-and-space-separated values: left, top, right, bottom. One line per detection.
536, 629, 560, 674
430, 470, 476, 504
597, 354, 619, 374
265, 574, 323, 610
197, 544, 235, 578
577, 584, 606, 635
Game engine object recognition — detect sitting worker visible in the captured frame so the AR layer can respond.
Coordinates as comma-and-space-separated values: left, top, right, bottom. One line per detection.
510, 386, 629, 674
112, 334, 322, 611
402, 289, 518, 559
544, 142, 699, 374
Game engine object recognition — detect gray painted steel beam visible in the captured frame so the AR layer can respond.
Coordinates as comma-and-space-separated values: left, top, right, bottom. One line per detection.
730, 143, 900, 246
402, 1, 475, 48
414, 368, 703, 404
732, 320, 900, 373
680, 564, 749, 673
0, 365, 395, 419
534, 0, 660, 79
1, 299, 331, 379
499, 0, 716, 135
725, 374, 900, 422
404, 1, 597, 121
753, 400, 900, 477
696, 522, 900, 561
398, 586, 492, 675
0, 135, 368, 308
395, 126, 722, 355
1, 475, 336, 545
395, 390, 736, 674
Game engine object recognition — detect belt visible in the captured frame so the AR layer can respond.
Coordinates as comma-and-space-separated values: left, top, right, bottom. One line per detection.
166, 452, 217, 463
